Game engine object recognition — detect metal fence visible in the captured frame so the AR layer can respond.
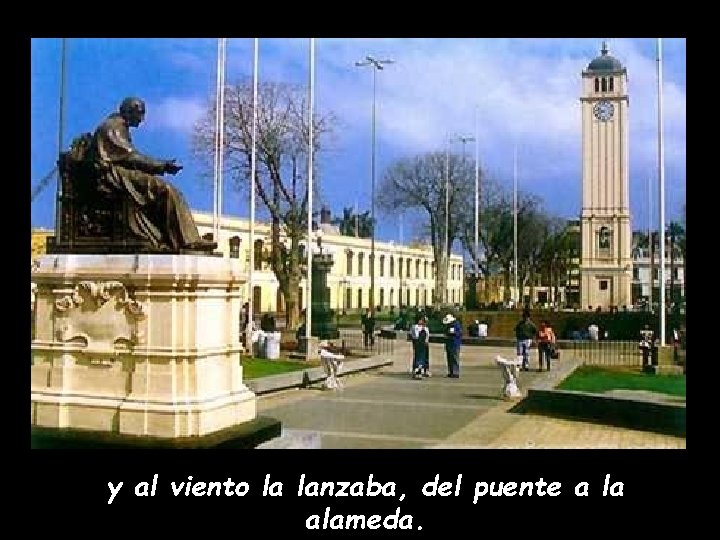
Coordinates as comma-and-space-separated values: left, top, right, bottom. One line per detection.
338, 330, 395, 356
565, 340, 643, 367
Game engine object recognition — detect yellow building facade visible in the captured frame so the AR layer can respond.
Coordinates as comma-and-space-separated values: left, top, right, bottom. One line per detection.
193, 212, 464, 314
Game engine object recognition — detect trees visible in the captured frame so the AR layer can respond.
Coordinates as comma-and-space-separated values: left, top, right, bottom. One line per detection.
331, 207, 374, 238
377, 151, 474, 305
192, 79, 336, 328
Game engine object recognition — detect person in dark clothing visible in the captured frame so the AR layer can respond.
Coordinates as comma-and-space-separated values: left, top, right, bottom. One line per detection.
361, 309, 376, 348
443, 313, 462, 378
514, 312, 537, 371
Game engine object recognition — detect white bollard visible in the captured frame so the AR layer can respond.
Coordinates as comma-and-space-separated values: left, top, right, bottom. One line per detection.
495, 355, 523, 399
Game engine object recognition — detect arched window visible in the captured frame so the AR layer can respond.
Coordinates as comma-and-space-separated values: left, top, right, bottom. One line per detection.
379, 255, 385, 277
389, 256, 394, 277
424, 261, 428, 279
594, 77, 599, 92
254, 240, 263, 271
358, 253, 365, 276
229, 236, 240, 259
601, 77, 607, 92
346, 250, 354, 275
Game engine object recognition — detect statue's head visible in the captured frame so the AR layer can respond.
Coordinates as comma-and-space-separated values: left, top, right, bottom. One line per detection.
119, 97, 146, 127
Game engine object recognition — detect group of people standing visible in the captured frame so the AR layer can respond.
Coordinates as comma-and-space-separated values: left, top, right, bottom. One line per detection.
514, 309, 557, 372
409, 313, 463, 380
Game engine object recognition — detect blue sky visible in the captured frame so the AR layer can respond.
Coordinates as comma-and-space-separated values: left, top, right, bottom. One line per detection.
31, 38, 686, 246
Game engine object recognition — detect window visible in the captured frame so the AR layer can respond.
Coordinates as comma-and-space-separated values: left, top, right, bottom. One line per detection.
406, 289, 410, 306
415, 259, 420, 279
594, 78, 599, 92
345, 288, 352, 310
254, 240, 263, 271
653, 269, 659, 281
673, 268, 679, 280
399, 258, 403, 278
633, 267, 639, 280
229, 236, 240, 259
390, 288, 394, 307
424, 261, 428, 279
415, 289, 419, 306
358, 253, 364, 276
609, 77, 614, 92
379, 255, 385, 277
346, 251, 353, 275
357, 288, 363, 309
406, 259, 411, 277
599, 280, 608, 291
389, 257, 394, 278
601, 77, 607, 92
423, 289, 427, 306
379, 288, 384, 307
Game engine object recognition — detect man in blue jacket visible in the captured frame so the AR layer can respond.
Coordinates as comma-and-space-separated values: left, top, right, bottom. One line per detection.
443, 313, 462, 378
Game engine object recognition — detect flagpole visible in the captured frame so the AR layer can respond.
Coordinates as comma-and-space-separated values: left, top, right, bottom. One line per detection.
247, 38, 258, 348
306, 38, 315, 346
657, 38, 667, 345
513, 145, 518, 306
474, 107, 480, 278
55, 38, 67, 243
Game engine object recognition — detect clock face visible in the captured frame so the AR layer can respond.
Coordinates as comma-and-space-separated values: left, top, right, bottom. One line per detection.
593, 100, 614, 121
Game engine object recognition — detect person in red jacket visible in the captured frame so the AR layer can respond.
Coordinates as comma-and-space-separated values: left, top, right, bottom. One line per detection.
537, 320, 556, 372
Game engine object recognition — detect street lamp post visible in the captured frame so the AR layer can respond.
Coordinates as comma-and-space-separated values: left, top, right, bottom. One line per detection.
356, 55, 394, 317
445, 134, 475, 306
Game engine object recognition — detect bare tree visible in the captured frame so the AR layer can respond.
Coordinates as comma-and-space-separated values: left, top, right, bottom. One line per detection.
377, 151, 474, 305
192, 79, 336, 328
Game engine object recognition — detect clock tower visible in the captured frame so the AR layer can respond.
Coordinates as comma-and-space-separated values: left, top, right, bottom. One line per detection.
580, 42, 632, 310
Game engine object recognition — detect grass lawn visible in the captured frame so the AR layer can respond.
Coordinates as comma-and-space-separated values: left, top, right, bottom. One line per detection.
557, 365, 686, 397
240, 357, 320, 379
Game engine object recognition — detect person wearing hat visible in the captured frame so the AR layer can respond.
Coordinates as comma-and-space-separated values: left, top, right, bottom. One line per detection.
443, 313, 462, 378
318, 340, 345, 390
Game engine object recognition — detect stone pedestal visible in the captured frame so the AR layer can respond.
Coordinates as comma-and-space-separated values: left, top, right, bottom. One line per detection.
311, 253, 339, 340
31, 254, 258, 440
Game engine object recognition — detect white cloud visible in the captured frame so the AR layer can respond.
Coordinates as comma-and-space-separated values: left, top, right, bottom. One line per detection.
148, 97, 206, 134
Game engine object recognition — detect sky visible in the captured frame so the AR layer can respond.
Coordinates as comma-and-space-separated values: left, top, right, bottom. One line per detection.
31, 38, 686, 249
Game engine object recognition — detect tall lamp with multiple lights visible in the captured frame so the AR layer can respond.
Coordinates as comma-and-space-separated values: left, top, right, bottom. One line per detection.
355, 55, 394, 315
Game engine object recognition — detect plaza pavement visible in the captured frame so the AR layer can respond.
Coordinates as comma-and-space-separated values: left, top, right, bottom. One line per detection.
257, 339, 686, 449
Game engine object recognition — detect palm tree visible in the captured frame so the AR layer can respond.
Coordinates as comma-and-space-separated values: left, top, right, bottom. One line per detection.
667, 221, 685, 306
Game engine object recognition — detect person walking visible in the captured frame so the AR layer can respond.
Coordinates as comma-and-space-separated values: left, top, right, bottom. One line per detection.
361, 308, 376, 349
536, 320, 556, 372
514, 310, 537, 371
443, 313, 462, 378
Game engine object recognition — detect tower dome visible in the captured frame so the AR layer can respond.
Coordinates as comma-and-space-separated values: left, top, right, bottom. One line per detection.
587, 42, 624, 72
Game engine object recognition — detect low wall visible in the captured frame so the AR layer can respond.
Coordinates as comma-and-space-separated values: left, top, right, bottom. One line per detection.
522, 388, 685, 437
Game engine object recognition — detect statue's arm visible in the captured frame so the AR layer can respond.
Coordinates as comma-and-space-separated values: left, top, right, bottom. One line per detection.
101, 125, 178, 175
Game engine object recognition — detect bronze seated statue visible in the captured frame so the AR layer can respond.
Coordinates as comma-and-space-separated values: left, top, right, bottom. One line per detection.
47, 97, 217, 255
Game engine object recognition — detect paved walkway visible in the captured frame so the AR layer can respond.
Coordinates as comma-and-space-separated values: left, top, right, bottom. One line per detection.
257, 340, 686, 449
